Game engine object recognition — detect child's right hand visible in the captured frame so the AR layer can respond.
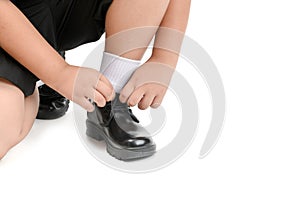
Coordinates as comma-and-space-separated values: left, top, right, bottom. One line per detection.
49, 64, 115, 112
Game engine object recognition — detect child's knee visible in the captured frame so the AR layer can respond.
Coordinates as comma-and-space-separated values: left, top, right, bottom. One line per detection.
0, 143, 13, 160
0, 130, 23, 160
0, 148, 8, 160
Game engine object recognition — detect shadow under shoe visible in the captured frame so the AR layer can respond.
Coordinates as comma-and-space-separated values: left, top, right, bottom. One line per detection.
86, 94, 156, 161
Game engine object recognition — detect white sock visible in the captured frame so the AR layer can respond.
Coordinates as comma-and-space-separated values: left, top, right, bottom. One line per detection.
100, 52, 140, 93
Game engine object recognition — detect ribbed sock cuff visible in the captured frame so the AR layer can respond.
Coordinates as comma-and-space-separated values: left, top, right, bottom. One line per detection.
100, 52, 140, 93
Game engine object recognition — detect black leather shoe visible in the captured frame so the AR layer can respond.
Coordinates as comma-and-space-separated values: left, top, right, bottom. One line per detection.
86, 94, 156, 161
36, 84, 70, 120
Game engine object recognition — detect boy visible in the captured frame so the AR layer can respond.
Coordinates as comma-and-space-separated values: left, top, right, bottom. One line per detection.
0, 0, 191, 160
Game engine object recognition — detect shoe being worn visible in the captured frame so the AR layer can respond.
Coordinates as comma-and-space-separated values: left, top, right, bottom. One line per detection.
86, 94, 156, 161
36, 84, 70, 120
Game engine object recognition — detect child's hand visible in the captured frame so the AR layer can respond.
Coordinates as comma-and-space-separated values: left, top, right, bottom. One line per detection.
119, 61, 174, 110
123, 83, 168, 110
50, 65, 115, 112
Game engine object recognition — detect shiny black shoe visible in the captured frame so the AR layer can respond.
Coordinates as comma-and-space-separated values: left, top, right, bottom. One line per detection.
86, 94, 156, 161
36, 84, 70, 120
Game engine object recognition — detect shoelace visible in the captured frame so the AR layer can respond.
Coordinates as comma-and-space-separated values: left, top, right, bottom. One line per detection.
105, 101, 140, 124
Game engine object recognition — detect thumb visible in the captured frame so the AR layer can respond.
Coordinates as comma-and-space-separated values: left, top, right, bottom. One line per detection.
119, 80, 135, 103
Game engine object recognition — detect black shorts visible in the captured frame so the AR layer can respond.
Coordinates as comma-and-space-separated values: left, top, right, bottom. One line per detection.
0, 0, 112, 97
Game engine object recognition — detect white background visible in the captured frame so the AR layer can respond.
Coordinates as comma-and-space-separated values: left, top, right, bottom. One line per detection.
1, 0, 300, 196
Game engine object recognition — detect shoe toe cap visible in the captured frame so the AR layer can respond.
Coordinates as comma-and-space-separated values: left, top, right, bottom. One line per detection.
125, 137, 153, 148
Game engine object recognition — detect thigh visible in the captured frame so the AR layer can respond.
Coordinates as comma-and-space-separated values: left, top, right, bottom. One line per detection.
0, 79, 38, 153
55, 0, 113, 51
0, 78, 25, 148
20, 86, 39, 140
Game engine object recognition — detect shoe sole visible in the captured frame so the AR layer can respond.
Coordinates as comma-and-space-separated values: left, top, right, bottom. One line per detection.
86, 120, 156, 161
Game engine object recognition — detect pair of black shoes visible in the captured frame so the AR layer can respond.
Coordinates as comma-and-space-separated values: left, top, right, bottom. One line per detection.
37, 85, 156, 160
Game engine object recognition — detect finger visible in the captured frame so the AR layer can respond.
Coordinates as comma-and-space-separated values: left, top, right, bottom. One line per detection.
150, 95, 164, 108
85, 87, 106, 107
127, 87, 145, 107
98, 73, 113, 90
93, 90, 106, 107
138, 93, 156, 110
78, 98, 95, 112
95, 81, 114, 101
119, 80, 135, 103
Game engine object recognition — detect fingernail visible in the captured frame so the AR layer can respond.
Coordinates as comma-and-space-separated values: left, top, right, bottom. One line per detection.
99, 101, 106, 107
119, 95, 126, 103
88, 106, 95, 112
129, 101, 135, 107
151, 103, 160, 108
111, 92, 116, 100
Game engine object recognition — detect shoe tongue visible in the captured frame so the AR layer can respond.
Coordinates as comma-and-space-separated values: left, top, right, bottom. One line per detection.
110, 95, 140, 123
111, 94, 127, 109
111, 99, 128, 111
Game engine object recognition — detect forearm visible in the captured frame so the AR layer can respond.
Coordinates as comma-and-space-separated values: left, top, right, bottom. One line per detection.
0, 0, 68, 88
150, 0, 191, 67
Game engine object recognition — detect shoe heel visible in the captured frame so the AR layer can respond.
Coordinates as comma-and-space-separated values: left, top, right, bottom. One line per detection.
86, 120, 104, 141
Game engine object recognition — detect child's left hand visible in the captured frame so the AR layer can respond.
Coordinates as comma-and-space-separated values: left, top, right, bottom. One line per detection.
119, 61, 175, 110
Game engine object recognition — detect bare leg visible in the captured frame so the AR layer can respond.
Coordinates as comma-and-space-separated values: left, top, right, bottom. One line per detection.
19, 87, 39, 141
105, 0, 170, 60
0, 78, 39, 159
